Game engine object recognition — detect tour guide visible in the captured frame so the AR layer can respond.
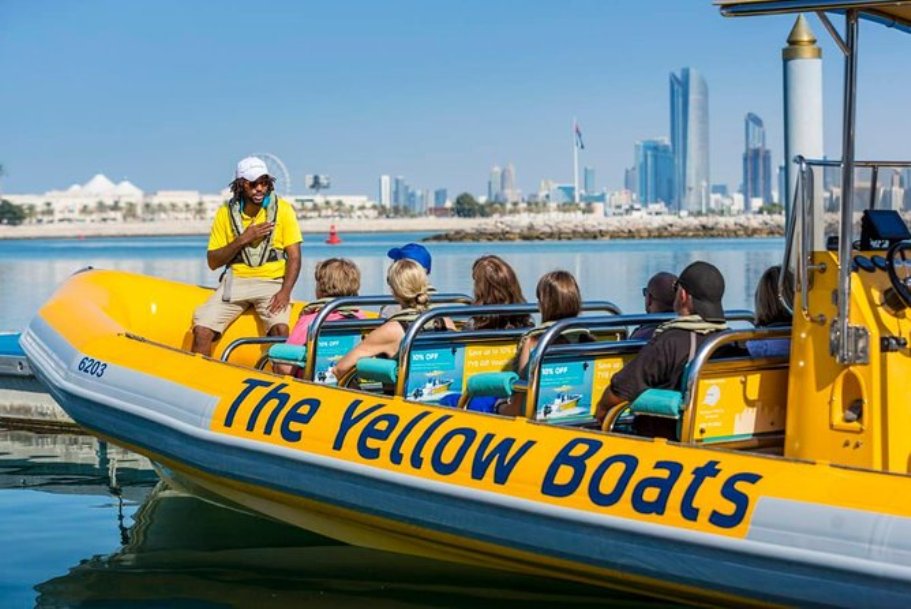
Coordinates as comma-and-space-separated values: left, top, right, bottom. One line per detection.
191, 156, 302, 355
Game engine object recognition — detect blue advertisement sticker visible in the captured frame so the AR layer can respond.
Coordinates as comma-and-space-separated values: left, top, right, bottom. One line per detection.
536, 359, 594, 423
314, 333, 360, 385
406, 345, 465, 403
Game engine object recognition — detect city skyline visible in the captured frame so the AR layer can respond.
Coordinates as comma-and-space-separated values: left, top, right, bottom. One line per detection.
2, 1, 910, 197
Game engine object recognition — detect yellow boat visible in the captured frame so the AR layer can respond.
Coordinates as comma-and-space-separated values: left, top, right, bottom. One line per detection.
19, 2, 911, 606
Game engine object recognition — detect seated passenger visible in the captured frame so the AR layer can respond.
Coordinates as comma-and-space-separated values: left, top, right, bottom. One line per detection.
465, 255, 534, 330
332, 259, 448, 380
501, 270, 593, 416
274, 258, 365, 376
629, 271, 677, 341
380, 243, 434, 318
745, 265, 794, 359
595, 261, 728, 437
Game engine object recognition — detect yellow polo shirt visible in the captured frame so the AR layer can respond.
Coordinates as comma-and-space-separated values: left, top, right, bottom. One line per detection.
208, 198, 302, 279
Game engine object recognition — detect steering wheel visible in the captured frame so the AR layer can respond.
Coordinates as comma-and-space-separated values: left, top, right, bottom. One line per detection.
886, 240, 911, 309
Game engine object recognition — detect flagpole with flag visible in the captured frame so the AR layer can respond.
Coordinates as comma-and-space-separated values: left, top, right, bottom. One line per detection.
573, 118, 584, 204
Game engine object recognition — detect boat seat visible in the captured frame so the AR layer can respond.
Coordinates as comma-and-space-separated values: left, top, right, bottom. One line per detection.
455, 371, 519, 410
267, 343, 307, 366
356, 357, 399, 385
629, 388, 684, 418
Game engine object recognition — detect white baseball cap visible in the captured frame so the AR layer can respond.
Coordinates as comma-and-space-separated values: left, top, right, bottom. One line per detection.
235, 156, 270, 182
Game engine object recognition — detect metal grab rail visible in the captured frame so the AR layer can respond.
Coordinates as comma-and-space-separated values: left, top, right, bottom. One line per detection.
303, 292, 471, 380
680, 327, 791, 441
394, 301, 622, 397
524, 310, 755, 414
220, 336, 287, 363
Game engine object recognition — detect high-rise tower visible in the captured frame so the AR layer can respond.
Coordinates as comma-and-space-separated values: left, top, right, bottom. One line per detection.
501, 163, 516, 203
488, 165, 502, 202
635, 138, 675, 205
743, 113, 773, 211
379, 175, 391, 207
670, 67, 710, 214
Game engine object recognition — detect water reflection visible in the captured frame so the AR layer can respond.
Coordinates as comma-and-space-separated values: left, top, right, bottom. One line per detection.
0, 233, 784, 330
24, 461, 677, 608
0, 430, 679, 607
0, 429, 156, 499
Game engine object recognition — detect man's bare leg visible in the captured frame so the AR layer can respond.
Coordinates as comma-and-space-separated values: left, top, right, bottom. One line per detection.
192, 326, 218, 356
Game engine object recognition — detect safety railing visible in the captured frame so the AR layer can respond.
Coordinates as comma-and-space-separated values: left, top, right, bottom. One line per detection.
679, 326, 791, 441
220, 292, 472, 369
524, 310, 755, 413
302, 292, 471, 380
394, 301, 622, 397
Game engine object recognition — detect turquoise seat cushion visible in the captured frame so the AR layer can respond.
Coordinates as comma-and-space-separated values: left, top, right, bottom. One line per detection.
629, 388, 683, 419
268, 344, 308, 363
466, 372, 519, 398
357, 358, 398, 384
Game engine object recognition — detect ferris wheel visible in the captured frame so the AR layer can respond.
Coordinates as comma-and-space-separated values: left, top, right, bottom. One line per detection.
251, 152, 292, 197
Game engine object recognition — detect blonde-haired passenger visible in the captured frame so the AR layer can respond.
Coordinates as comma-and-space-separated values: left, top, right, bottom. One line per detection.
332, 259, 450, 379
276, 258, 365, 376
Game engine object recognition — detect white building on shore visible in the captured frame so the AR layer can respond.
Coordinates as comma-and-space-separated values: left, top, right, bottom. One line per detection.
5, 174, 382, 224
6, 174, 145, 223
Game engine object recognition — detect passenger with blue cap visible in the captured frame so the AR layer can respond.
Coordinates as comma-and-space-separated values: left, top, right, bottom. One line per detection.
387, 243, 432, 274
382, 243, 434, 317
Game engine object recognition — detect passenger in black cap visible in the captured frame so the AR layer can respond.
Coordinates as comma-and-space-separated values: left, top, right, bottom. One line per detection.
595, 261, 728, 436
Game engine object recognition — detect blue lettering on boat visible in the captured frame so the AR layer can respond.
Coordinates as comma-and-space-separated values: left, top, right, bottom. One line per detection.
542, 437, 763, 529
221, 380, 762, 528
224, 379, 322, 441
223, 380, 536, 486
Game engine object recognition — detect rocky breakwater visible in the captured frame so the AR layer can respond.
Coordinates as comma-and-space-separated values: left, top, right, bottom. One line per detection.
424, 214, 786, 242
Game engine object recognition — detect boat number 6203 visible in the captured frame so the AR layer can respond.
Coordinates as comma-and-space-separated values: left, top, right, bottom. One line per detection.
77, 357, 107, 378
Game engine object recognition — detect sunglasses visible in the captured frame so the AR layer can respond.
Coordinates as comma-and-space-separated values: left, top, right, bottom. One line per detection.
245, 178, 271, 190
641, 287, 649, 297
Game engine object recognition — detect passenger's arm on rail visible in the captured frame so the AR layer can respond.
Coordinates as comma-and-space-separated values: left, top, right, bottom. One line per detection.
332, 321, 404, 378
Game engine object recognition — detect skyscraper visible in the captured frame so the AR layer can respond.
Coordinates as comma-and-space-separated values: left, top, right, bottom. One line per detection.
379, 175, 391, 207
634, 138, 674, 205
624, 166, 638, 198
743, 113, 773, 211
488, 166, 502, 202
393, 176, 408, 208
501, 163, 516, 202
670, 67, 710, 213
583, 166, 596, 195
434, 188, 448, 207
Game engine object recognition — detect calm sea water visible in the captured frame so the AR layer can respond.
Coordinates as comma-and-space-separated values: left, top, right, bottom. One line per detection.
0, 231, 785, 331
0, 232, 783, 607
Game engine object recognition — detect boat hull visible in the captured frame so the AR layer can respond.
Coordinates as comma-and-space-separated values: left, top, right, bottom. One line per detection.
21, 270, 911, 607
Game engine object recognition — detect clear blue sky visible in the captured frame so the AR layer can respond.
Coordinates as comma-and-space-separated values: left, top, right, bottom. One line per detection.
1, 0, 909, 198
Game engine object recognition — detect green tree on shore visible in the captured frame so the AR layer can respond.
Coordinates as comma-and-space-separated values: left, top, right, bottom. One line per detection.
0, 199, 26, 225
454, 193, 481, 218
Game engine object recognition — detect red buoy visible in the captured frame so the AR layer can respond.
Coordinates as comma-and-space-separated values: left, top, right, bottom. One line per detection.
325, 224, 342, 245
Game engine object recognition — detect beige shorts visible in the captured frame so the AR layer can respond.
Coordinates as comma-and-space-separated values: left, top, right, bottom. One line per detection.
193, 276, 290, 335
